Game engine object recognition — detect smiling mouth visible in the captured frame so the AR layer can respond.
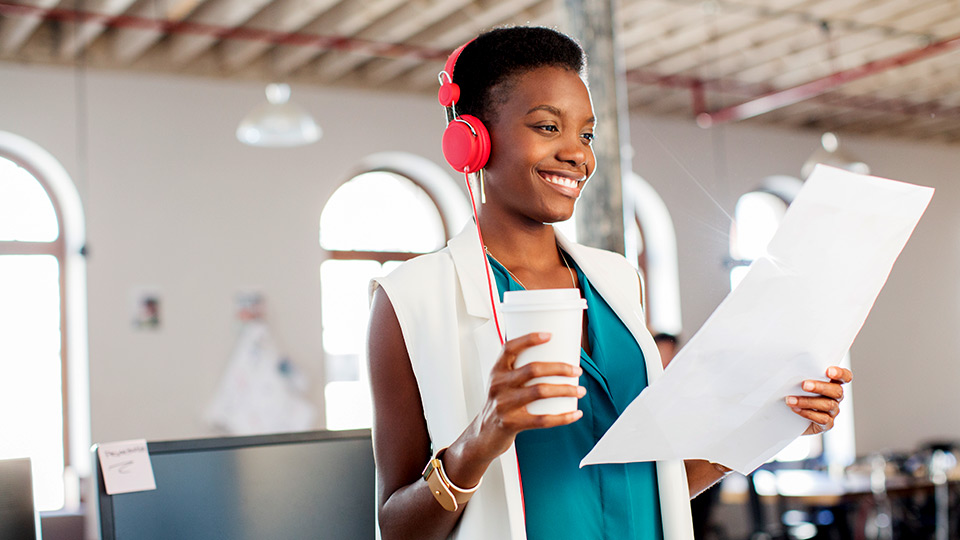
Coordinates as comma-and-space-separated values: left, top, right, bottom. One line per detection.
540, 172, 585, 190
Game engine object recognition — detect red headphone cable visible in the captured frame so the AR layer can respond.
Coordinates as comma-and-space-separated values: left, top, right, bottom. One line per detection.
463, 170, 505, 346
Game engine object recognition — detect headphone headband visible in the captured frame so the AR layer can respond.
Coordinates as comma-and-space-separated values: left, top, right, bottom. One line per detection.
444, 41, 472, 86
437, 40, 473, 109
438, 38, 489, 175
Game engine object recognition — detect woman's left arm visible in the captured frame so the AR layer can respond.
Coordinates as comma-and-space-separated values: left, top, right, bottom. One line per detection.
683, 365, 853, 498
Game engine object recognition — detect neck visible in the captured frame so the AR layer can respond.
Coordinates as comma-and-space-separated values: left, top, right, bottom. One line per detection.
478, 214, 560, 273
476, 214, 579, 293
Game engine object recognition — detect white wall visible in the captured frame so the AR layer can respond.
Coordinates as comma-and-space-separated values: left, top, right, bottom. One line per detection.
1, 62, 958, 457
0, 63, 451, 444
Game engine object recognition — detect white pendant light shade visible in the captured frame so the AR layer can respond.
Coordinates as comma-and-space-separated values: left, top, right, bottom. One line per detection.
800, 132, 869, 179
236, 83, 321, 147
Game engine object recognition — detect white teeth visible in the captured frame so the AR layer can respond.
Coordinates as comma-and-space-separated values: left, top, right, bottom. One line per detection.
542, 173, 581, 189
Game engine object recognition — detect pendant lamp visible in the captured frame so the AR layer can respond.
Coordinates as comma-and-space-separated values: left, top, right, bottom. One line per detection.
800, 132, 869, 179
236, 83, 321, 147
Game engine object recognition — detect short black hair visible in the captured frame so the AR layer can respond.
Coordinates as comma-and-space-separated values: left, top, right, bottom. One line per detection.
451, 26, 585, 124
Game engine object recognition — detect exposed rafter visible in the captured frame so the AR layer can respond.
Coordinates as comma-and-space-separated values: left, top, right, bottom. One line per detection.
0, 0, 957, 142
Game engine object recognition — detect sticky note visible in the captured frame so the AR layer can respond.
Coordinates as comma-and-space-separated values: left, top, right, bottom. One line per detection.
97, 439, 157, 495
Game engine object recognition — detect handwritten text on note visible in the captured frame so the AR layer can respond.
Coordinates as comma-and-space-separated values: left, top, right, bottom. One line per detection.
97, 439, 157, 495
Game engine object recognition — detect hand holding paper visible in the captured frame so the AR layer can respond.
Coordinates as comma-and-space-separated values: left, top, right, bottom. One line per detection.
581, 165, 933, 474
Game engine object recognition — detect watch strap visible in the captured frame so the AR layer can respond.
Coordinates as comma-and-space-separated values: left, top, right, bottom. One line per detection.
422, 447, 481, 512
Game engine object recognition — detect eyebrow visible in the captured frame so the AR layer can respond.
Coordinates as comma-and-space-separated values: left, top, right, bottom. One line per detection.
525, 104, 596, 125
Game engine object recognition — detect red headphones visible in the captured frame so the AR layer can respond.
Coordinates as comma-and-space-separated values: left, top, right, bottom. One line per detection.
439, 39, 504, 345
438, 40, 491, 174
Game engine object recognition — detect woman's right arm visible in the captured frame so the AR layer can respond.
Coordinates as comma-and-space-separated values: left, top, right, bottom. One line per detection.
367, 287, 584, 540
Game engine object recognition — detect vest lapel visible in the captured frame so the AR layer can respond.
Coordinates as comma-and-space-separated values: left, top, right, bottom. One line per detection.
447, 223, 527, 540
556, 230, 695, 540
448, 222, 505, 388
555, 231, 662, 381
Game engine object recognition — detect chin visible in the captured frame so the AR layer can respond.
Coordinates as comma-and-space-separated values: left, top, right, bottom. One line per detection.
541, 207, 576, 224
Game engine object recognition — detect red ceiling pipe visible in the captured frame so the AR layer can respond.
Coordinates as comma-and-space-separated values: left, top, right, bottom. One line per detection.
3, 0, 958, 122
697, 32, 960, 127
0, 0, 450, 61
625, 69, 776, 97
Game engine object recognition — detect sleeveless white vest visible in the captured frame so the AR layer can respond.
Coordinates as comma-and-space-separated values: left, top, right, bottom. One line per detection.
371, 223, 694, 540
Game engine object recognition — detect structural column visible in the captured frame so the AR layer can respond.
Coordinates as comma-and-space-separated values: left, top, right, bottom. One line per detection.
561, 0, 635, 260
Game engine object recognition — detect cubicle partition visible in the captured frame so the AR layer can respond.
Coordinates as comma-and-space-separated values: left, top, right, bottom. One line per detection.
93, 429, 375, 540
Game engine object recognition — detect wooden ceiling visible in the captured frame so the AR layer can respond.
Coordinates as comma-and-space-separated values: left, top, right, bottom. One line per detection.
1, 0, 959, 143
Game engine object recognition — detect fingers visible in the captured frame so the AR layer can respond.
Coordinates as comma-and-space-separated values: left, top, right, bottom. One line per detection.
786, 395, 840, 417
787, 371, 848, 434
496, 379, 585, 413
793, 407, 833, 427
515, 382, 586, 404
486, 332, 586, 434
826, 366, 853, 384
515, 384, 586, 428
799, 379, 844, 401
499, 332, 552, 369
787, 398, 839, 435
524, 409, 585, 430
796, 365, 852, 401
513, 360, 583, 381
485, 382, 586, 433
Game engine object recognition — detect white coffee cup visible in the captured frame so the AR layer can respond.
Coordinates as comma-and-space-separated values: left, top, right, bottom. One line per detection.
500, 288, 587, 415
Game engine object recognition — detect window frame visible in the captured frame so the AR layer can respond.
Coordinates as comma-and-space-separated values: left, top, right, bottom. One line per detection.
0, 158, 71, 465
0, 131, 90, 488
626, 172, 683, 338
318, 153, 469, 429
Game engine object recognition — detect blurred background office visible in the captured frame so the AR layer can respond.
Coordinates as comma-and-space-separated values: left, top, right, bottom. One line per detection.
2, 0, 960, 538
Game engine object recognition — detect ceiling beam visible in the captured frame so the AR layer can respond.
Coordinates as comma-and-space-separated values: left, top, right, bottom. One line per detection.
220, 0, 340, 71
271, 0, 408, 77
59, 0, 140, 59
312, 0, 473, 83
166, 0, 273, 67
0, 0, 59, 53
112, 0, 205, 63
642, 0, 952, 87
697, 30, 960, 125
385, 0, 556, 90
0, 0, 450, 61
727, 0, 955, 88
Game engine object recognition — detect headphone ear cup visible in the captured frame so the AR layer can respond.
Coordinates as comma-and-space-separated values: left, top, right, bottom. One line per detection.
437, 82, 460, 107
441, 114, 490, 174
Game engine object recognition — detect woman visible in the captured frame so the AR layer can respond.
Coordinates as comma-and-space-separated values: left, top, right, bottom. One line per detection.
367, 26, 851, 540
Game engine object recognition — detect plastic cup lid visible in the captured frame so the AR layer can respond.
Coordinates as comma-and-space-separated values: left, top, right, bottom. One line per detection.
500, 288, 587, 312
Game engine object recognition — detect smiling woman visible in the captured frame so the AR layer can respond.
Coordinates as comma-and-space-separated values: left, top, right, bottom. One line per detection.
364, 26, 852, 540
365, 27, 693, 540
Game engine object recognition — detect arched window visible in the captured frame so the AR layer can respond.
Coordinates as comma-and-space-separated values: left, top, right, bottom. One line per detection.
626, 172, 682, 340
0, 132, 88, 511
729, 175, 855, 466
319, 153, 468, 430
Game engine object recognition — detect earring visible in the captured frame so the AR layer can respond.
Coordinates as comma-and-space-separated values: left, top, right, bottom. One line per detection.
479, 169, 486, 204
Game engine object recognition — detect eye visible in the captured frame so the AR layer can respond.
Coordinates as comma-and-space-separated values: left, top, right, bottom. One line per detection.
581, 132, 595, 145
535, 124, 559, 133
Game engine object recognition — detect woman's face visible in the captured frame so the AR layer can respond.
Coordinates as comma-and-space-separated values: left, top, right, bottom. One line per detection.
483, 65, 596, 224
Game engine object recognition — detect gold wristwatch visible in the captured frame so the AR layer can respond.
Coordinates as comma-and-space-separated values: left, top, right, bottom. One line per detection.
422, 447, 481, 512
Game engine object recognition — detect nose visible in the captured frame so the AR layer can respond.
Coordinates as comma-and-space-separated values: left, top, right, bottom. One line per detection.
557, 132, 589, 169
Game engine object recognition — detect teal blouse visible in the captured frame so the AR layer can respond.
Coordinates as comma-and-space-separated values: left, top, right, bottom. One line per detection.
489, 253, 663, 540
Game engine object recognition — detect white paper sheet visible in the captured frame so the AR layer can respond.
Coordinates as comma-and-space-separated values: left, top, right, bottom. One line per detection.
581, 165, 934, 474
